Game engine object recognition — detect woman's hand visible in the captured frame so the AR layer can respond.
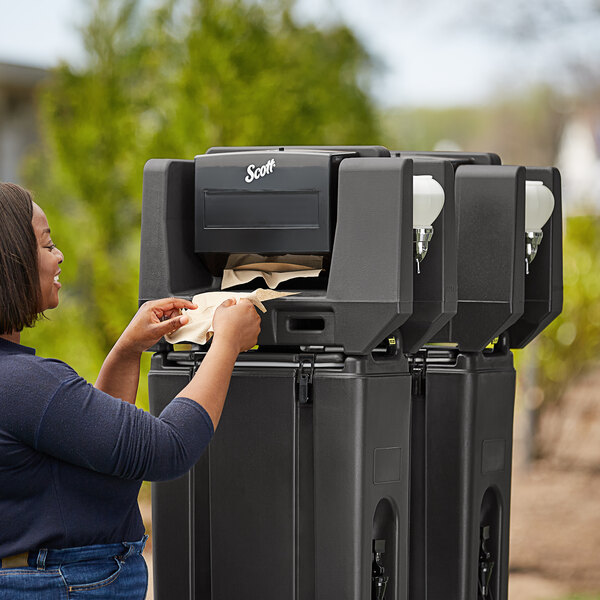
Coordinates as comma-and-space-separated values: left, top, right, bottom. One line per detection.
96, 298, 196, 404
211, 298, 261, 354
175, 298, 261, 426
117, 298, 198, 356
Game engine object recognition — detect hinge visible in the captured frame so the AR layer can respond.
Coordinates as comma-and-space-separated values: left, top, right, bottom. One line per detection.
295, 354, 316, 404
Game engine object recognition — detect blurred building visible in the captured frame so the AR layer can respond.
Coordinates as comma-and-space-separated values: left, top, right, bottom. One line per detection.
557, 112, 600, 215
0, 62, 47, 184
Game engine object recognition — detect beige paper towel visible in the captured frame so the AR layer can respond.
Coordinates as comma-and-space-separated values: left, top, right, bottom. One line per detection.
165, 288, 297, 345
221, 254, 323, 290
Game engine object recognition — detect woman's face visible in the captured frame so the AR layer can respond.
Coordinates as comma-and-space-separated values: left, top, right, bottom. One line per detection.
32, 203, 64, 311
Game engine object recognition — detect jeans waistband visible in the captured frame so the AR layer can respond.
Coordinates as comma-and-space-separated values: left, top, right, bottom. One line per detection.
29, 535, 148, 570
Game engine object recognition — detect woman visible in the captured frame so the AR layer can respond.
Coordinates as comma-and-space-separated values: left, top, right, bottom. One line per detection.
0, 182, 261, 598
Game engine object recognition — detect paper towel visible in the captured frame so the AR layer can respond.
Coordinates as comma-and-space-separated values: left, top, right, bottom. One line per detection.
221, 254, 323, 290
165, 288, 297, 345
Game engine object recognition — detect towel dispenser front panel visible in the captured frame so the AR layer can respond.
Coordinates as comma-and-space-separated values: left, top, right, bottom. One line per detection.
194, 150, 353, 254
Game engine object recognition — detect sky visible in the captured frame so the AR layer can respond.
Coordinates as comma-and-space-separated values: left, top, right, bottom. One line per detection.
0, 0, 599, 107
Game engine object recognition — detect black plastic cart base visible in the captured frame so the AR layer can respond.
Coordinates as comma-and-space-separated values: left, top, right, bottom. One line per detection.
149, 350, 412, 600
409, 345, 516, 600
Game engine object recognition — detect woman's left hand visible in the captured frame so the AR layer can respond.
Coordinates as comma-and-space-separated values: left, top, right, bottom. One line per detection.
116, 298, 197, 355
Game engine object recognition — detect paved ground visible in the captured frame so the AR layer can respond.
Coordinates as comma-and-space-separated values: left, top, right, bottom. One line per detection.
507, 366, 600, 600
508, 463, 600, 599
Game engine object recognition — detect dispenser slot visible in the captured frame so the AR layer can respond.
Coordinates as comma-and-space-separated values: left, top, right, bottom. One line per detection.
287, 316, 326, 332
276, 311, 334, 344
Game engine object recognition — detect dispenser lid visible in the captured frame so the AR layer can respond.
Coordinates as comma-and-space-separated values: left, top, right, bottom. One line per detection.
194, 149, 356, 254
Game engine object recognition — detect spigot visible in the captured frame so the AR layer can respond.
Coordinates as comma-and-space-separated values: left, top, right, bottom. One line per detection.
525, 230, 544, 275
372, 539, 389, 600
412, 174, 444, 274
414, 227, 434, 274
478, 525, 495, 599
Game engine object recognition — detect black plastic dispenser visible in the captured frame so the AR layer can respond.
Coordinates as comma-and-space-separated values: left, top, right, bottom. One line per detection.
395, 151, 562, 600
141, 145, 562, 600
142, 146, 415, 599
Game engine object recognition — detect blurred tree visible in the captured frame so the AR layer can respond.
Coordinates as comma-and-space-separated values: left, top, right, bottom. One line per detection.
379, 105, 489, 153
379, 84, 568, 166
20, 0, 380, 404
484, 85, 568, 167
450, 0, 600, 40
407, 0, 600, 96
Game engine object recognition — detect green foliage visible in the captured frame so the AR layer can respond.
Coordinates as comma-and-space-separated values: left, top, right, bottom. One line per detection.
528, 216, 600, 403
20, 0, 380, 406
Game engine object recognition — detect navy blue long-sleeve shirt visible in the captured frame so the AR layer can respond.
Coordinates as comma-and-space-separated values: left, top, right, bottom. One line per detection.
0, 337, 214, 557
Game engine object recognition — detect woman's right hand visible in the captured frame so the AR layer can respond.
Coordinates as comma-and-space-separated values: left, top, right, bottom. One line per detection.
212, 298, 261, 353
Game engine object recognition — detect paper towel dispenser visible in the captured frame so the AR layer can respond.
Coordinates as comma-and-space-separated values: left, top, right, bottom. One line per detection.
194, 149, 355, 255
139, 145, 414, 354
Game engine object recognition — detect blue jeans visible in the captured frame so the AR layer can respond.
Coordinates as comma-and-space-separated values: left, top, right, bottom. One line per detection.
0, 536, 148, 599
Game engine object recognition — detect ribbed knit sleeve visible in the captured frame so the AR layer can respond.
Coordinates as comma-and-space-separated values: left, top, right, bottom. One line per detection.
33, 376, 214, 482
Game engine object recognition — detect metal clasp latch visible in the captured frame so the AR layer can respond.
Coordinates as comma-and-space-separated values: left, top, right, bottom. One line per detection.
191, 351, 203, 378
296, 354, 316, 404
409, 349, 428, 398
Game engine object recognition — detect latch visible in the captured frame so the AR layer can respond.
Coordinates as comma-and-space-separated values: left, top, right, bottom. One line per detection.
409, 349, 428, 398
295, 354, 316, 404
386, 335, 399, 356
191, 351, 203, 379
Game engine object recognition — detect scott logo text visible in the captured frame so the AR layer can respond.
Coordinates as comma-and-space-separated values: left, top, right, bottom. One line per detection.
245, 159, 276, 183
